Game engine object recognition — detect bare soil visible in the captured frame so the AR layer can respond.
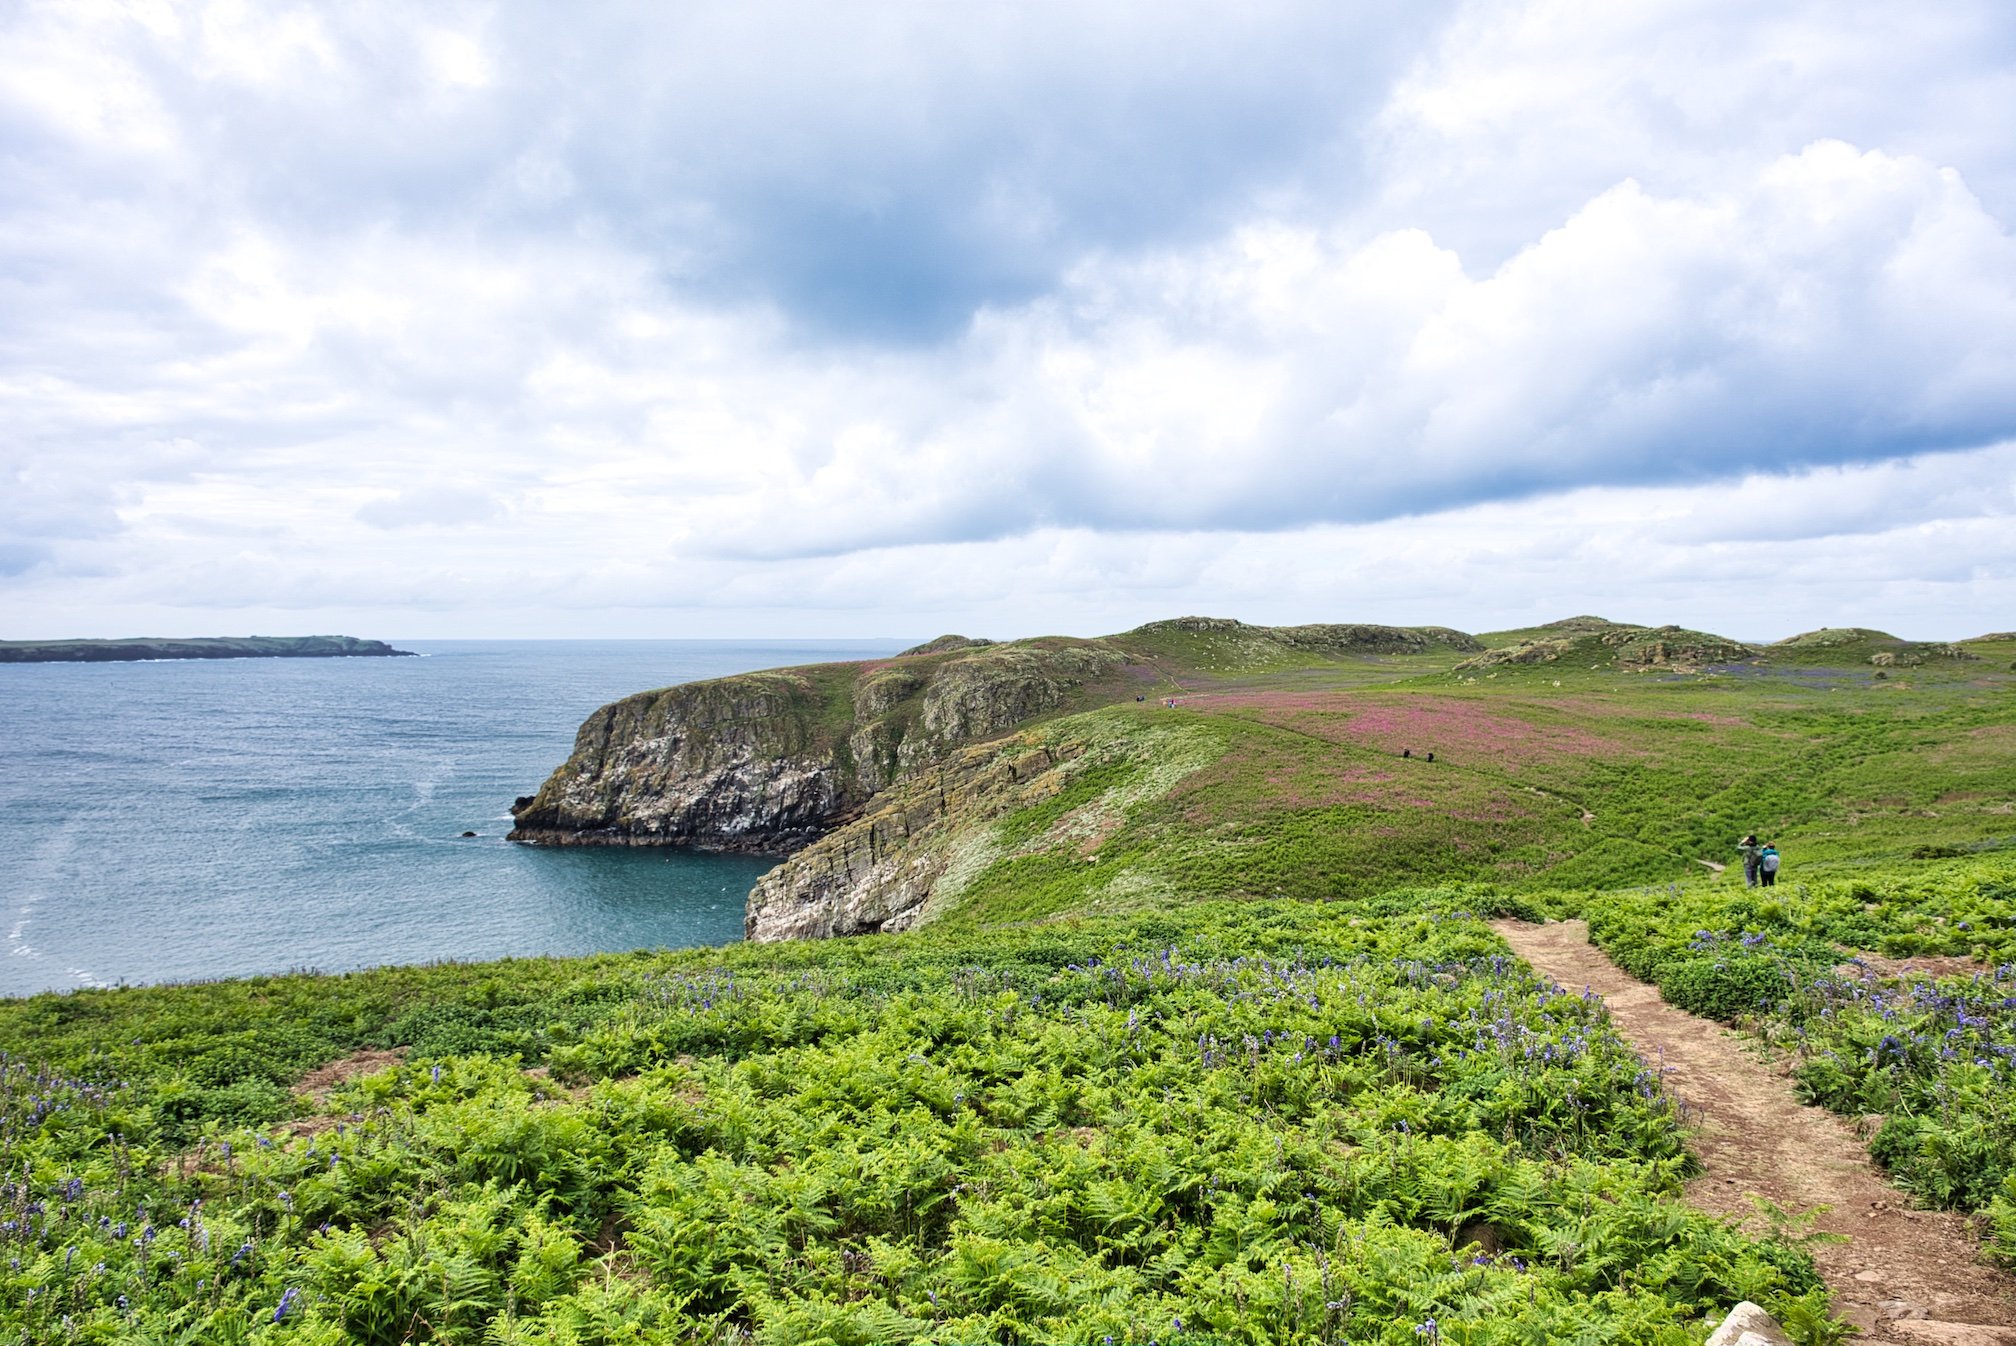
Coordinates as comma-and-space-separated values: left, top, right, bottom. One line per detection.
294, 1047, 407, 1104
1839, 953, 1996, 981
1494, 919, 2016, 1345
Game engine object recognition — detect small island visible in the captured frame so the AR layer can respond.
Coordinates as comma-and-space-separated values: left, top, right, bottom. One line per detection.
0, 635, 417, 664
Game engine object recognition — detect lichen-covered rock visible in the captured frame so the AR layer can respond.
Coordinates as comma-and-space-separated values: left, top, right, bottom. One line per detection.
744, 717, 1221, 941
1455, 638, 1579, 670
1605, 625, 1758, 669
506, 669, 854, 850
745, 735, 1088, 940
509, 643, 1130, 850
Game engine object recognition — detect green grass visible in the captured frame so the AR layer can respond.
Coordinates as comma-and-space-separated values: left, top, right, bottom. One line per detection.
7, 622, 2015, 1343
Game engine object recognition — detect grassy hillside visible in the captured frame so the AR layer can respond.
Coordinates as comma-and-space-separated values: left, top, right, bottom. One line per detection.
4, 617, 2013, 1344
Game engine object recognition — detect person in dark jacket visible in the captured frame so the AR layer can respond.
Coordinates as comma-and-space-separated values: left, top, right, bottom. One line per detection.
1737, 834, 1762, 887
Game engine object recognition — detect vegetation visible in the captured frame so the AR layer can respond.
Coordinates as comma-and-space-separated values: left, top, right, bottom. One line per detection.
1, 904, 1839, 1345
1575, 850, 2016, 1261
0, 637, 412, 664
4, 616, 2014, 1342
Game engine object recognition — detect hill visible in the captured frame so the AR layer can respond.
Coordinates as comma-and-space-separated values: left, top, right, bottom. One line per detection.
4, 613, 2014, 1343
0, 634, 415, 663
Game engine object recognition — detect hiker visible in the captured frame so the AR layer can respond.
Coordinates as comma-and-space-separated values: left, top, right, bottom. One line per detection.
1759, 843, 1780, 887
1737, 834, 1762, 887
1425, 751, 1434, 763
1401, 748, 1411, 759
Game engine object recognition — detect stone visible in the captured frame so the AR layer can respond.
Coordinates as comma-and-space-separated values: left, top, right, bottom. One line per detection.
507, 642, 1136, 852
1891, 1324, 2016, 1345
1704, 1302, 1794, 1346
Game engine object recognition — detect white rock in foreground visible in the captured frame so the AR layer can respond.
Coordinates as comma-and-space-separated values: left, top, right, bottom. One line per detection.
1705, 1301, 1794, 1346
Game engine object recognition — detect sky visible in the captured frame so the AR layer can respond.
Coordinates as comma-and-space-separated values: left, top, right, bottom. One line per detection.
3, 0, 2015, 643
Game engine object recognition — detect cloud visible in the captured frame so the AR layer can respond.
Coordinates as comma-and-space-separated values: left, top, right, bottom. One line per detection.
693, 141, 2016, 554
355, 487, 502, 530
1, 0, 2014, 636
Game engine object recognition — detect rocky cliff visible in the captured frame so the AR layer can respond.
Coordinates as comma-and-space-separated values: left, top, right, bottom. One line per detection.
743, 715, 1223, 941
507, 641, 1136, 850
509, 617, 1480, 853
1456, 620, 1758, 672
509, 615, 1485, 932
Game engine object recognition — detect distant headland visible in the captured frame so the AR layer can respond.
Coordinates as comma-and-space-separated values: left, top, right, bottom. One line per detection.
0, 635, 417, 664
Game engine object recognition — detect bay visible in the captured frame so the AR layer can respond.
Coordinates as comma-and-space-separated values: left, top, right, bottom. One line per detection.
0, 639, 902, 998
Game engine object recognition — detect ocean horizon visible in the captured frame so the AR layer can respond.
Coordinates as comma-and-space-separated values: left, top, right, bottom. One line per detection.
0, 638, 905, 998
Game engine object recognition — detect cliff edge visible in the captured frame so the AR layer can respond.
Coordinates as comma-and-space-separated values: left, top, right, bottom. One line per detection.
508, 618, 1474, 855
507, 639, 1138, 850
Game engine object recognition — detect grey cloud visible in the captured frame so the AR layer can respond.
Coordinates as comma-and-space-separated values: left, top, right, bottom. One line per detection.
3, 1, 2016, 635
686, 144, 2016, 557
3, 2, 1444, 344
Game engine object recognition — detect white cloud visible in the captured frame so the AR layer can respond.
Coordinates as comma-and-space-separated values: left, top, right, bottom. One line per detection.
1, 0, 2014, 636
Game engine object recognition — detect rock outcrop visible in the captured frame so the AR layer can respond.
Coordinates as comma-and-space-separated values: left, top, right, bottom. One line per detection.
1603, 625, 1757, 669
899, 634, 995, 657
744, 716, 1222, 941
1124, 616, 1480, 660
1456, 622, 1757, 672
508, 642, 1133, 850
1775, 627, 1980, 668
1703, 1301, 1793, 1346
744, 733, 1088, 940
509, 614, 1482, 934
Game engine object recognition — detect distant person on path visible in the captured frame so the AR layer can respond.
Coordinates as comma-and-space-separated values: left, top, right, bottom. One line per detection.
1737, 834, 1762, 887
1759, 843, 1780, 887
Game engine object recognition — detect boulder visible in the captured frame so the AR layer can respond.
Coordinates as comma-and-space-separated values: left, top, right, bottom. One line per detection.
1704, 1301, 1794, 1346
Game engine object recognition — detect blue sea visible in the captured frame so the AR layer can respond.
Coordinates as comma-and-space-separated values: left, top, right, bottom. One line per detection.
0, 640, 903, 998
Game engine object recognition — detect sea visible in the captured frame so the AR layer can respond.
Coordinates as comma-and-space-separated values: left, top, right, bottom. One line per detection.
0, 639, 904, 999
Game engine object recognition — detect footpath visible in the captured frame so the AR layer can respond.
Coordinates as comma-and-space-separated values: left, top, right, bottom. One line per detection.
1493, 919, 2016, 1346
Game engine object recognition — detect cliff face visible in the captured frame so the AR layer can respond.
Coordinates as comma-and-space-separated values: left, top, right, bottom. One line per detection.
508, 614, 1487, 935
743, 734, 1085, 940
743, 716, 1222, 941
507, 643, 1134, 850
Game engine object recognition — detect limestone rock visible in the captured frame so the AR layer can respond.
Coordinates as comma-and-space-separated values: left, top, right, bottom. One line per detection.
1703, 1301, 1794, 1346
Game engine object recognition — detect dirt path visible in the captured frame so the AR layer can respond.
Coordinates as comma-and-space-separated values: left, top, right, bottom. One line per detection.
1494, 919, 2016, 1345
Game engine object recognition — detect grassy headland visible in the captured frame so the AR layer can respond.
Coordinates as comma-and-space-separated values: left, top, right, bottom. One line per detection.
0, 636, 413, 663
3, 617, 2012, 1344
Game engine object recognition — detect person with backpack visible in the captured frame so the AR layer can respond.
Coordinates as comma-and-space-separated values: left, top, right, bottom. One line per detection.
1759, 843, 1781, 887
1737, 834, 1763, 887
